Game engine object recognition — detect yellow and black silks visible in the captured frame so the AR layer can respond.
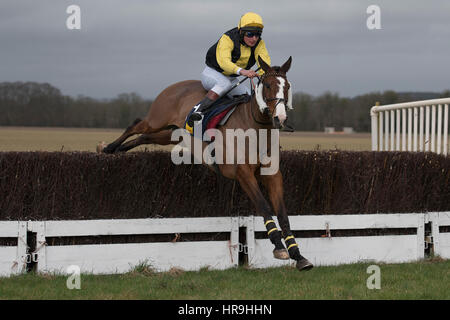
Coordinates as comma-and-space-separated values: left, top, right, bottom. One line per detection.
205, 27, 271, 77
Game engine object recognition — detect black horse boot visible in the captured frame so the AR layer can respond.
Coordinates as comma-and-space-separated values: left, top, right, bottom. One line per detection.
186, 90, 220, 133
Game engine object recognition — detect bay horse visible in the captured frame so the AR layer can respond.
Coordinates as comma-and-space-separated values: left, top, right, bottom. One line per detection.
101, 56, 313, 271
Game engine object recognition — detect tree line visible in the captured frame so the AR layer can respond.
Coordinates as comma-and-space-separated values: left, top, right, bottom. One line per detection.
0, 82, 150, 129
289, 90, 450, 132
1, 82, 449, 132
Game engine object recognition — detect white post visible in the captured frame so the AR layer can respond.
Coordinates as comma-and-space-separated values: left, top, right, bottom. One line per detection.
245, 216, 256, 266
419, 106, 424, 151
429, 213, 440, 257
416, 215, 425, 260
379, 111, 384, 151
431, 105, 436, 153
402, 109, 407, 151
437, 104, 442, 155
371, 107, 379, 151
385, 111, 389, 151
425, 106, 430, 152
413, 107, 418, 152
17, 222, 28, 274
396, 109, 401, 151
230, 217, 239, 267
390, 110, 395, 151
444, 104, 448, 156
408, 108, 412, 151
30, 222, 46, 273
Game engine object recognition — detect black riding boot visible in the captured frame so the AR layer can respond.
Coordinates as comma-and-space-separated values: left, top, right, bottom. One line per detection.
186, 90, 220, 131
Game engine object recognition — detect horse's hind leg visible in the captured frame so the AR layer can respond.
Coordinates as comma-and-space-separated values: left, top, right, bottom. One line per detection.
103, 117, 167, 154
259, 171, 313, 271
115, 130, 174, 152
102, 118, 142, 153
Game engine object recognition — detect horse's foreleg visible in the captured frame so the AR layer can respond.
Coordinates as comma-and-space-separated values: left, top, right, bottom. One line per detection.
235, 167, 288, 259
259, 171, 313, 271
115, 130, 174, 152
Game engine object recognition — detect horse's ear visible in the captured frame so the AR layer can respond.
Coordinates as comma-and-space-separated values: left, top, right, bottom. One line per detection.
258, 56, 271, 72
280, 56, 292, 74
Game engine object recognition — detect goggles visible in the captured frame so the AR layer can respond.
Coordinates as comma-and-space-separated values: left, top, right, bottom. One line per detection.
244, 31, 261, 38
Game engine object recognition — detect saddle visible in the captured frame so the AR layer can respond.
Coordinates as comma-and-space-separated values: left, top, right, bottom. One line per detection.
184, 94, 251, 139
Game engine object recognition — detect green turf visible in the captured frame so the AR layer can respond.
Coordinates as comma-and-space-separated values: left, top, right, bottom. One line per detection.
1, 259, 448, 300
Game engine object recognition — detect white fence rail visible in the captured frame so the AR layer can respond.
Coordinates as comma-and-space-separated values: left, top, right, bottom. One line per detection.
0, 222, 27, 276
245, 214, 425, 268
428, 212, 450, 259
29, 217, 240, 275
0, 213, 449, 276
371, 98, 449, 155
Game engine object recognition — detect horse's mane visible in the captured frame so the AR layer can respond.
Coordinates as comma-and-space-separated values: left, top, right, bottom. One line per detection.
265, 66, 286, 76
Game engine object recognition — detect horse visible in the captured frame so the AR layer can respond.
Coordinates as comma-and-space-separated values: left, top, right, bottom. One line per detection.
101, 56, 313, 271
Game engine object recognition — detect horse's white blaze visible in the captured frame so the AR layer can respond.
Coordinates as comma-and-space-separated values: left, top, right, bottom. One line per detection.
255, 76, 291, 119
274, 77, 287, 123
255, 82, 268, 112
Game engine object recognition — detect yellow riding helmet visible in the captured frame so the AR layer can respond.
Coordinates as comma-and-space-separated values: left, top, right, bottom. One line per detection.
238, 12, 264, 31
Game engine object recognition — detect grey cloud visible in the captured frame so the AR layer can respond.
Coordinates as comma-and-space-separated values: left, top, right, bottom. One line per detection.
0, 0, 449, 99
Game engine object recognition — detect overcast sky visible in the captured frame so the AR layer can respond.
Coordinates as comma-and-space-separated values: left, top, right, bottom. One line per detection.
1, 0, 449, 99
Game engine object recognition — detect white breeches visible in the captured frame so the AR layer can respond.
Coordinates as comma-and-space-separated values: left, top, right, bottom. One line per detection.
201, 66, 250, 97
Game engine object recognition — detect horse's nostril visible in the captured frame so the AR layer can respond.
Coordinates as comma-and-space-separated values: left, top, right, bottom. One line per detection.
277, 114, 287, 123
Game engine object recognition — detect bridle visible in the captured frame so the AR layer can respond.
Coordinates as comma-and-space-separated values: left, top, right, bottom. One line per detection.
251, 71, 289, 125
259, 72, 289, 110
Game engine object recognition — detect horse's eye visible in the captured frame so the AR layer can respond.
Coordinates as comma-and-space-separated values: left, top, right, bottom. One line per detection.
264, 83, 270, 89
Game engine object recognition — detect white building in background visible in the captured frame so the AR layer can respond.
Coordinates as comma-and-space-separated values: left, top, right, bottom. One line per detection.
324, 127, 335, 134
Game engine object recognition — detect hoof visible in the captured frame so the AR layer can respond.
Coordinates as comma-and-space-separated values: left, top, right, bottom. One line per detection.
296, 258, 314, 271
96, 141, 107, 153
273, 249, 290, 260
102, 144, 116, 154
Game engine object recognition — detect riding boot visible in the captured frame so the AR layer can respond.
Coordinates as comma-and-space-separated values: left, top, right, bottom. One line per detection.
186, 90, 220, 130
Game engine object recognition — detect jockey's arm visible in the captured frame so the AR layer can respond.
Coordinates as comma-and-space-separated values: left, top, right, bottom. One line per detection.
254, 40, 271, 76
216, 34, 242, 76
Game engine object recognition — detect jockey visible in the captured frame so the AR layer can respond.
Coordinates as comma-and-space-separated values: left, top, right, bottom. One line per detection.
186, 12, 271, 131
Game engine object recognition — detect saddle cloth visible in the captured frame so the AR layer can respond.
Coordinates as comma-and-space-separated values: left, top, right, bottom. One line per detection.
184, 94, 251, 139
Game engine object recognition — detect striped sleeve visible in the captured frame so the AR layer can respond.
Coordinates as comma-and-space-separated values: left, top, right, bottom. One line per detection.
254, 39, 271, 75
216, 34, 241, 75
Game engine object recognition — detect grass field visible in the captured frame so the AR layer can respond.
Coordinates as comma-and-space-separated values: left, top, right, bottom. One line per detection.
0, 260, 448, 300
0, 126, 372, 152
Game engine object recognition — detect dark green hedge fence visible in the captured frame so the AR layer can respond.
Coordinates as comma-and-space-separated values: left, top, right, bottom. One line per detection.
0, 151, 448, 220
